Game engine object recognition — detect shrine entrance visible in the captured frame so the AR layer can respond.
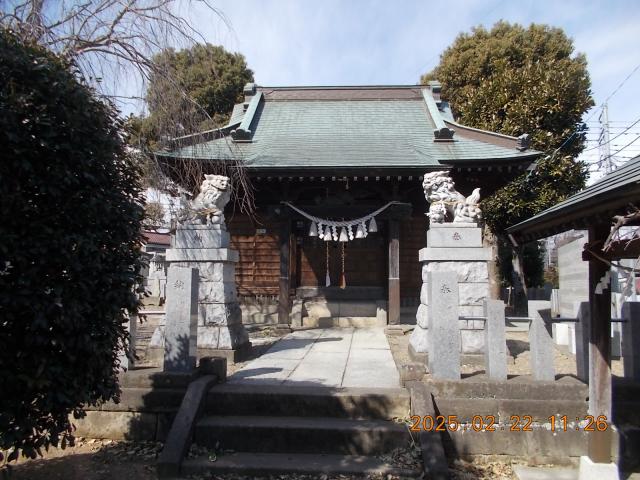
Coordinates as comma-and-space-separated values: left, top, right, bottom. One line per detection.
297, 223, 387, 289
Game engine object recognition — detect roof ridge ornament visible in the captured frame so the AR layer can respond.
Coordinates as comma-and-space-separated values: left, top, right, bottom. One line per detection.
231, 91, 263, 142
516, 133, 531, 151
434, 127, 455, 141
422, 88, 455, 142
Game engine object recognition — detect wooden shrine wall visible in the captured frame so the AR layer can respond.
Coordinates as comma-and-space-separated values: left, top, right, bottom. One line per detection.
227, 215, 280, 297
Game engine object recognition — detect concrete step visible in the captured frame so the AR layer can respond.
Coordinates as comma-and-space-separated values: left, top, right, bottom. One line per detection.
302, 316, 385, 328
435, 397, 587, 422
181, 452, 422, 477
205, 384, 410, 420
99, 387, 185, 412
194, 415, 410, 455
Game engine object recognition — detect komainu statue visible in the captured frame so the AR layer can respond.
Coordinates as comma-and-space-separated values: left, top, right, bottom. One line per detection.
180, 174, 232, 226
422, 171, 481, 223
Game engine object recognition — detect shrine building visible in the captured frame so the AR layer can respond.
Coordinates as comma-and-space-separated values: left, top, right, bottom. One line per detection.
157, 82, 541, 328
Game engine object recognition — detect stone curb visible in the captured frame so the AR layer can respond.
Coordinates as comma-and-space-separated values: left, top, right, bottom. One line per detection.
157, 374, 219, 478
408, 381, 450, 479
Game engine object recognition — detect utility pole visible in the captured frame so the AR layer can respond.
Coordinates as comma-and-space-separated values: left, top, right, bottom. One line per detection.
598, 103, 612, 174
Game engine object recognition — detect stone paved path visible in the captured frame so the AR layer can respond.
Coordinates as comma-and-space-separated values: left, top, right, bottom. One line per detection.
228, 327, 400, 388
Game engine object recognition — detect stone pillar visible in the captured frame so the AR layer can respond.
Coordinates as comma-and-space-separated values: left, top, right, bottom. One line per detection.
484, 299, 507, 381
164, 267, 199, 372
622, 301, 640, 381
528, 300, 555, 381
409, 223, 491, 361
163, 224, 250, 363
427, 271, 460, 380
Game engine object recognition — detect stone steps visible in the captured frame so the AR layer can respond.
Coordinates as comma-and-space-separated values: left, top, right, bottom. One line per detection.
194, 415, 409, 455
181, 451, 421, 477
205, 384, 410, 419
187, 384, 416, 477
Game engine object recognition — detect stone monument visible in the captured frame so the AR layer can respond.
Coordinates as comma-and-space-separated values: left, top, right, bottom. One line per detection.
149, 175, 250, 363
163, 267, 199, 372
409, 171, 491, 362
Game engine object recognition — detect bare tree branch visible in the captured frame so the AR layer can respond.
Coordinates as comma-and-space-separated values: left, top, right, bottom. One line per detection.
2, 0, 255, 216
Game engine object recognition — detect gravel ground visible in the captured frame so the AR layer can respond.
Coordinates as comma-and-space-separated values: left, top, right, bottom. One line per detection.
6, 438, 524, 480
386, 328, 625, 378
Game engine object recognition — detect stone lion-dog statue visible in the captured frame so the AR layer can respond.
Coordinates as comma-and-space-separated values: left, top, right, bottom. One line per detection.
181, 174, 232, 225
422, 171, 481, 223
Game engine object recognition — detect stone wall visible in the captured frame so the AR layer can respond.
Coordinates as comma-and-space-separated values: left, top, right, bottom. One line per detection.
558, 237, 589, 318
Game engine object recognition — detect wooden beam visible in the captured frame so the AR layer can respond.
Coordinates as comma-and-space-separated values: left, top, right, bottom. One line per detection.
388, 219, 400, 325
278, 221, 292, 328
587, 223, 613, 464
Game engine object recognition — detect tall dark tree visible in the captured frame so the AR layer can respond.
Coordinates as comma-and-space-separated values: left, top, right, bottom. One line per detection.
0, 29, 144, 460
140, 43, 254, 144
422, 21, 594, 288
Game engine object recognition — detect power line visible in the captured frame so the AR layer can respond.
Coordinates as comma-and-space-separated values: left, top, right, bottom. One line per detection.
600, 134, 640, 161
601, 62, 640, 106
582, 116, 640, 152
579, 61, 640, 130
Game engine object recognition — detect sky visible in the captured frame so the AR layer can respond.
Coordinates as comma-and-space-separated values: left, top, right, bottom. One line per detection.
149, 0, 640, 176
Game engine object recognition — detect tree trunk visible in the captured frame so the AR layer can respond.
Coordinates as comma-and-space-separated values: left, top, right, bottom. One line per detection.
483, 226, 501, 299
512, 246, 529, 315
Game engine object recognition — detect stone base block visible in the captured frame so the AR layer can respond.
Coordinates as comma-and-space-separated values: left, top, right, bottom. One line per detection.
417, 303, 486, 327
147, 342, 251, 366
459, 283, 490, 305
461, 329, 484, 354
198, 324, 249, 349
166, 248, 238, 263
408, 342, 426, 364
199, 281, 237, 303
198, 344, 251, 364
408, 344, 508, 367
173, 225, 230, 249
409, 325, 429, 352
196, 262, 236, 283
416, 303, 428, 328
148, 323, 249, 355
423, 261, 488, 283
427, 226, 482, 247
578, 456, 619, 480
198, 301, 242, 326
410, 323, 486, 354
419, 246, 491, 262
409, 348, 514, 367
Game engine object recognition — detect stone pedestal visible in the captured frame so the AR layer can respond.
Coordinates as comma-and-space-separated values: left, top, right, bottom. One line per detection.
149, 224, 250, 363
409, 223, 491, 359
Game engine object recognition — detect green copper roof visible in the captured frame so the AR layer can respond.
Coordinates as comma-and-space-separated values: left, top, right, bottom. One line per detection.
158, 85, 540, 170
507, 155, 640, 242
